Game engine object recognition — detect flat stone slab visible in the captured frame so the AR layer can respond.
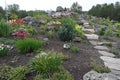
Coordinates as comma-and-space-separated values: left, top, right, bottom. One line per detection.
89, 40, 98, 45
84, 34, 99, 40
83, 29, 95, 34
83, 70, 120, 80
111, 69, 120, 77
98, 51, 115, 57
83, 22, 89, 25
94, 46, 110, 51
100, 56, 120, 70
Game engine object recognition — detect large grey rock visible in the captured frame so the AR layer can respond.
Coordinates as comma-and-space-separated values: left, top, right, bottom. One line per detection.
100, 56, 120, 70
83, 70, 120, 80
84, 34, 99, 40
111, 69, 120, 77
94, 46, 110, 51
56, 6, 64, 12
76, 21, 83, 25
23, 16, 42, 27
83, 25, 90, 28
98, 51, 115, 57
23, 16, 33, 21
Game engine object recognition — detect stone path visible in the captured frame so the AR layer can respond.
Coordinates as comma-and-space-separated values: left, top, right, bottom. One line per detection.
82, 20, 120, 80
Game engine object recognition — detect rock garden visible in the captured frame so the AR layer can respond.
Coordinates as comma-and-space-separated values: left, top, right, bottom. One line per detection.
0, 10, 120, 80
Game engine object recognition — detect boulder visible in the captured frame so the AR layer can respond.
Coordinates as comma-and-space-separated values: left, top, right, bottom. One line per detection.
83, 70, 120, 80
56, 6, 64, 12
76, 21, 84, 25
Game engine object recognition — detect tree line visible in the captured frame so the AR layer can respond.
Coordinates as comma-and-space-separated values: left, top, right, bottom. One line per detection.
88, 1, 120, 21
0, 2, 82, 20
0, 4, 47, 20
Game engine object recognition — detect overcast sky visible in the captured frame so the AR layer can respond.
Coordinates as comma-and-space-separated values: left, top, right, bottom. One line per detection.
0, 0, 119, 11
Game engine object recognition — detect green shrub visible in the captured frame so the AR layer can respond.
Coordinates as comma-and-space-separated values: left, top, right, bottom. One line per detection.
0, 19, 11, 37
0, 37, 15, 45
48, 30, 55, 39
116, 30, 120, 37
34, 74, 50, 80
10, 66, 29, 80
58, 24, 75, 41
0, 64, 13, 80
74, 24, 83, 38
0, 65, 29, 80
0, 47, 9, 57
61, 18, 76, 27
33, 10, 51, 23
20, 25, 37, 35
104, 29, 114, 37
39, 29, 46, 35
91, 64, 110, 73
70, 45, 79, 53
52, 67, 73, 80
26, 26, 37, 35
16, 38, 43, 54
99, 28, 105, 36
111, 48, 119, 55
31, 51, 64, 76
54, 27, 60, 32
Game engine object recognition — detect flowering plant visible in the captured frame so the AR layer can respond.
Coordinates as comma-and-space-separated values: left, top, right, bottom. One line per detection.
0, 44, 13, 57
8, 19, 23, 25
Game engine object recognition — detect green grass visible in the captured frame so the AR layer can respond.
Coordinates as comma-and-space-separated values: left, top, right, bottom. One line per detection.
16, 38, 43, 54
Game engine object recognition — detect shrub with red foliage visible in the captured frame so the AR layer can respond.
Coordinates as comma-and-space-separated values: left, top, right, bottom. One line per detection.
17, 30, 30, 39
15, 19, 24, 25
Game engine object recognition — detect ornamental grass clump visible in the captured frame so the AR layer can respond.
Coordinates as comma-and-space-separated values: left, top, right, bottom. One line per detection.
31, 51, 64, 76
0, 47, 9, 57
0, 43, 12, 57
16, 38, 43, 54
0, 19, 11, 37
0, 65, 29, 80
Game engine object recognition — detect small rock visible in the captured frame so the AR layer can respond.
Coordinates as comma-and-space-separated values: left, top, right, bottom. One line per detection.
73, 37, 81, 42
43, 38, 49, 44
63, 43, 70, 49
26, 53, 33, 57
43, 38, 49, 42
